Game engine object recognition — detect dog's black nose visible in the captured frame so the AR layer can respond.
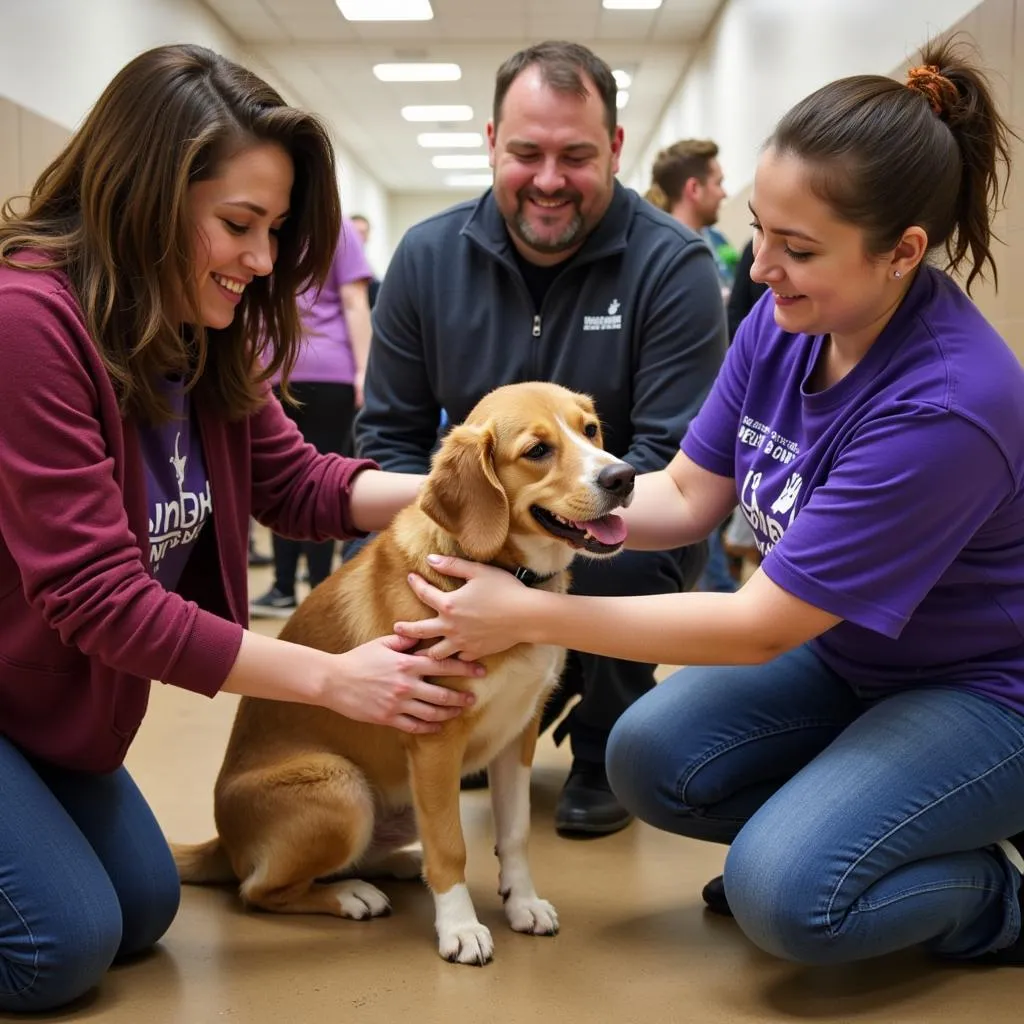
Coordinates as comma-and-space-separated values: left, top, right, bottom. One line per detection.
597, 462, 636, 498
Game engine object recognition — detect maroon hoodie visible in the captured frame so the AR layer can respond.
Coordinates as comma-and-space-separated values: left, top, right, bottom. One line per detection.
0, 264, 375, 773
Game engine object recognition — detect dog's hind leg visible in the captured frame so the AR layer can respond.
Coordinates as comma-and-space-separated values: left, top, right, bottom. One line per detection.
489, 711, 559, 937
219, 754, 391, 919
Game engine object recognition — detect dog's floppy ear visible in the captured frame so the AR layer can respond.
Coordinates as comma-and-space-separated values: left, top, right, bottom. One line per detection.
420, 421, 510, 562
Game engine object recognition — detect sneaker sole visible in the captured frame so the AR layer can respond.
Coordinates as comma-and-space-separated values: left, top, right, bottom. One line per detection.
248, 605, 296, 619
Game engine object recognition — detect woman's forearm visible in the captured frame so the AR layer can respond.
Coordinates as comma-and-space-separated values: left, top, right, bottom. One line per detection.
623, 469, 716, 550
517, 588, 772, 665
220, 630, 329, 704
348, 468, 425, 534
511, 569, 840, 668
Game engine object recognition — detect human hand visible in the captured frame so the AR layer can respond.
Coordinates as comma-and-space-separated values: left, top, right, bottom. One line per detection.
328, 634, 480, 734
395, 555, 534, 662
354, 369, 365, 408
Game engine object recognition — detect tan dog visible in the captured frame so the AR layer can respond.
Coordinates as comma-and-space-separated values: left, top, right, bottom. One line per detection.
173, 381, 635, 965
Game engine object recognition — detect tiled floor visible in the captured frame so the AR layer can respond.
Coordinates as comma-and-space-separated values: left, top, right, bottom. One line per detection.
14, 555, 1023, 1023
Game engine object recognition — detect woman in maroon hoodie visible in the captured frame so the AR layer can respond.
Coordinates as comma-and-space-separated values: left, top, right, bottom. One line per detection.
0, 44, 478, 1012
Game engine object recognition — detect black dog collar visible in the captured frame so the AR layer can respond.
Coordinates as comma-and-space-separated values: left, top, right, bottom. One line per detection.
491, 563, 560, 588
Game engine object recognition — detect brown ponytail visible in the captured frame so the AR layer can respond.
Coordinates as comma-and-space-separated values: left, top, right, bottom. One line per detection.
769, 37, 1015, 295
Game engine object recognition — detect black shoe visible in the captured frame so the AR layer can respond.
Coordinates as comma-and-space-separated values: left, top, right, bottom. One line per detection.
460, 768, 488, 791
249, 586, 298, 619
555, 760, 633, 838
701, 874, 733, 917
248, 546, 273, 568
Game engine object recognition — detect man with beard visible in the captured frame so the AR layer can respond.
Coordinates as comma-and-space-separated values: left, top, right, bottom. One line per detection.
356, 40, 726, 838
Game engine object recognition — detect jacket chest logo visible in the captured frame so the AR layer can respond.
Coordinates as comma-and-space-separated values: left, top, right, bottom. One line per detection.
583, 299, 623, 332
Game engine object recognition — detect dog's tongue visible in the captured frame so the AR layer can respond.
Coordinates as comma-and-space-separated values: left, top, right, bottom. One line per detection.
573, 513, 628, 546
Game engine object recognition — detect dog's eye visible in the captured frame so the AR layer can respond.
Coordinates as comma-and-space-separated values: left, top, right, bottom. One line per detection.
523, 443, 551, 461
584, 423, 599, 438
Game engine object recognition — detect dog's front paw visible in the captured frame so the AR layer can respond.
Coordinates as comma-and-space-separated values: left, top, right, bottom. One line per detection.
504, 895, 559, 936
437, 922, 494, 966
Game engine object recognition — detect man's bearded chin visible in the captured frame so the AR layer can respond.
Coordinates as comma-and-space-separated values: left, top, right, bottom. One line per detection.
511, 191, 586, 255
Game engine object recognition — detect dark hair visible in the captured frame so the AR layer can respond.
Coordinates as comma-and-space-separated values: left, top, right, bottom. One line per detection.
769, 38, 1015, 295
493, 40, 618, 135
0, 43, 341, 422
645, 139, 720, 211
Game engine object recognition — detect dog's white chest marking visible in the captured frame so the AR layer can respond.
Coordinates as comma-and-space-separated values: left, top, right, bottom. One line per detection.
465, 643, 564, 768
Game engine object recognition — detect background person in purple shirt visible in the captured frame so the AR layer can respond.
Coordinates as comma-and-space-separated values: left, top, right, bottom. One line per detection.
397, 40, 1024, 971
250, 217, 373, 618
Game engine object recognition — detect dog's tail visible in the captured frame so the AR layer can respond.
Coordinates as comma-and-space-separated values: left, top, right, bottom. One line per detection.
171, 837, 237, 885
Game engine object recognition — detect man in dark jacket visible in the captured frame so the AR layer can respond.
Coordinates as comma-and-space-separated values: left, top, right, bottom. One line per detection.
356, 40, 726, 838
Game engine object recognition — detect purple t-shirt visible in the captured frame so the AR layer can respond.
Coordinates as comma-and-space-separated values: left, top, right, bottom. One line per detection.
139, 383, 212, 592
683, 265, 1024, 713
273, 218, 373, 386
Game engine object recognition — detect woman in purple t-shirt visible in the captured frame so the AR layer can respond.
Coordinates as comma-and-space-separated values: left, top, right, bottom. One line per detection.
402, 41, 1024, 969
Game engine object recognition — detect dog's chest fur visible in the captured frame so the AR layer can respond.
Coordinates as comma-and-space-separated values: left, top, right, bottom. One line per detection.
462, 641, 566, 771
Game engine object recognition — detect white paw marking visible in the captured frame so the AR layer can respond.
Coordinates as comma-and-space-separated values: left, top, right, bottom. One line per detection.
435, 883, 493, 965
333, 879, 391, 920
504, 895, 559, 936
438, 921, 495, 966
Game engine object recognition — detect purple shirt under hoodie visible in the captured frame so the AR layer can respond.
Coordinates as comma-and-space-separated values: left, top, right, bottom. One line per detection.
683, 265, 1024, 714
139, 382, 211, 591
0, 260, 377, 773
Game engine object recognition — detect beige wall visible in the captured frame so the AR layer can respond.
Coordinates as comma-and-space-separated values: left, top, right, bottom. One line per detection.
386, 190, 484, 263
715, 0, 1023, 359
950, 0, 1024, 359
0, 98, 70, 210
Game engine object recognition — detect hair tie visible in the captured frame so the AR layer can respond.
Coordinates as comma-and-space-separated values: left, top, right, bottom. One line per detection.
906, 64, 957, 118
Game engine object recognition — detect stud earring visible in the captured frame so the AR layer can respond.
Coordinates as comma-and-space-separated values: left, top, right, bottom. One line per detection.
893, 270, 903, 279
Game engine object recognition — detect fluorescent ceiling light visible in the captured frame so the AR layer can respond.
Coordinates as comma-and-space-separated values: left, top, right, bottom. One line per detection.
444, 173, 493, 188
616, 90, 630, 110
402, 104, 473, 122
417, 132, 484, 148
603, 0, 662, 8
373, 63, 461, 82
336, 0, 433, 20
432, 154, 490, 169
612, 69, 632, 89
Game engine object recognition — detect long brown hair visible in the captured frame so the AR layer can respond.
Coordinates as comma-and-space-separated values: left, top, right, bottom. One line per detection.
769, 38, 1015, 295
0, 44, 341, 422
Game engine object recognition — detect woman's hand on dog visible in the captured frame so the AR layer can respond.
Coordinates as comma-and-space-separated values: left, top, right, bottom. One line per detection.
333, 634, 481, 734
397, 556, 530, 663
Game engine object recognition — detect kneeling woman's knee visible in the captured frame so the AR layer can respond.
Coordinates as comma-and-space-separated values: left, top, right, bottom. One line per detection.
607, 699, 660, 817
725, 829, 848, 966
117, 841, 181, 958
0, 894, 122, 1013
606, 698, 702, 835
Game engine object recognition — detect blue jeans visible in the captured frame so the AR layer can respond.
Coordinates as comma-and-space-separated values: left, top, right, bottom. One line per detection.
0, 736, 180, 1012
606, 645, 1024, 964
